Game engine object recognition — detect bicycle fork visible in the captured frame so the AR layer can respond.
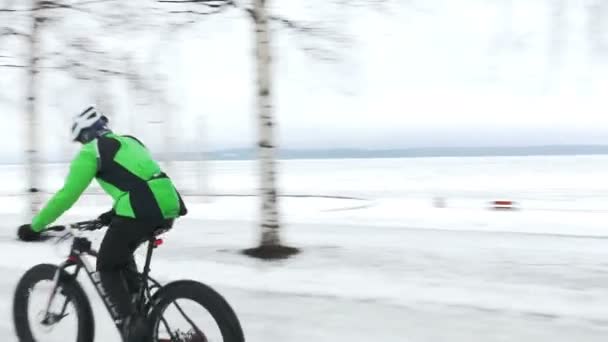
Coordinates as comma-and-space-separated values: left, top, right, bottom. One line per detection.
41, 260, 80, 325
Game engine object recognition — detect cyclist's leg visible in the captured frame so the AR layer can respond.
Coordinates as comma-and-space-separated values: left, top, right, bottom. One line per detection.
123, 218, 175, 295
123, 257, 141, 296
96, 218, 152, 321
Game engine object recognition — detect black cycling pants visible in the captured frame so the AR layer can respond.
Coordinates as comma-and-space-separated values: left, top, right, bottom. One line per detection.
96, 217, 161, 319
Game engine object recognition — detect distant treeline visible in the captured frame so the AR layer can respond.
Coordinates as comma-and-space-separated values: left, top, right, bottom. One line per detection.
176, 145, 608, 161
7, 145, 608, 164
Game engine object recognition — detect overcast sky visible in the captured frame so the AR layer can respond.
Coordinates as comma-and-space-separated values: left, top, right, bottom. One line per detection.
176, 0, 608, 150
2, 0, 608, 161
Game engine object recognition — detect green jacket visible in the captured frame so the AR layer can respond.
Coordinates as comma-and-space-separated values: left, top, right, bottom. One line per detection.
31, 133, 186, 232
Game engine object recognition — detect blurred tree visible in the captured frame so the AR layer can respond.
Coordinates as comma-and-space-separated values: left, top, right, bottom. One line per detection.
158, 0, 389, 259
1, 0, 54, 216
1, 0, 387, 254
586, 0, 608, 60
0, 0, 175, 217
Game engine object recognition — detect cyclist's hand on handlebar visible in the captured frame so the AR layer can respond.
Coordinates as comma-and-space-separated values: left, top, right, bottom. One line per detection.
17, 224, 66, 242
17, 220, 104, 243
17, 224, 41, 242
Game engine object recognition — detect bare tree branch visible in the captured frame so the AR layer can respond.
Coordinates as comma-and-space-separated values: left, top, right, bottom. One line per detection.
38, 0, 69, 10
267, 14, 351, 61
244, 7, 255, 20
169, 7, 229, 15
95, 67, 124, 75
158, 0, 227, 4
73, 0, 117, 5
269, 15, 322, 34
0, 8, 30, 12
164, 0, 348, 62
0, 0, 122, 13
24, 0, 110, 16
0, 63, 87, 70
159, 0, 234, 15
55, 58, 127, 79
0, 64, 26, 68
67, 37, 104, 55
39, 1, 89, 13
0, 27, 30, 38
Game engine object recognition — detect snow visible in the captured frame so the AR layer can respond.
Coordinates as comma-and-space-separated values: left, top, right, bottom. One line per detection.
1, 156, 608, 341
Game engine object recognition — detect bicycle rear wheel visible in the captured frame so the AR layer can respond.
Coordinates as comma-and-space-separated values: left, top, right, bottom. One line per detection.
147, 280, 244, 342
13, 264, 94, 342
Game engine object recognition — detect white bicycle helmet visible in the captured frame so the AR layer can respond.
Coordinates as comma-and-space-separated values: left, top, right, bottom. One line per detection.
71, 105, 108, 142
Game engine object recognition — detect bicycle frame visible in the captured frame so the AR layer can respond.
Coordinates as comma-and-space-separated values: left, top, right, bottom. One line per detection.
45, 234, 162, 333
40, 222, 202, 342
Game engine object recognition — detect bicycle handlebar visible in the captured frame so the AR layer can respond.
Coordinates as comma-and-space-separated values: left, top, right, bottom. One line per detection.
47, 220, 104, 233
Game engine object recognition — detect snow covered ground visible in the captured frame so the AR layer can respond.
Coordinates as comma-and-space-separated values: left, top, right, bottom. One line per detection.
1, 156, 608, 341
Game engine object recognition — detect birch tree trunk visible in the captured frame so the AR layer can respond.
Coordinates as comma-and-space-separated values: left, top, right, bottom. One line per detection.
26, 0, 42, 217
244, 0, 298, 259
253, 0, 282, 248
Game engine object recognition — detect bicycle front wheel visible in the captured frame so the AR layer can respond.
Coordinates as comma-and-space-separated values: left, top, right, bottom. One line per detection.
13, 264, 95, 342
147, 280, 244, 342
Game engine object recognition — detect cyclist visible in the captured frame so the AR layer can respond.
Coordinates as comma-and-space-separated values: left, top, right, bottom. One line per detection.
17, 105, 187, 340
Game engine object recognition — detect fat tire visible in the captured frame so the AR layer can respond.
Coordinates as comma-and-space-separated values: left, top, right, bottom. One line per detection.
148, 280, 244, 342
13, 263, 95, 342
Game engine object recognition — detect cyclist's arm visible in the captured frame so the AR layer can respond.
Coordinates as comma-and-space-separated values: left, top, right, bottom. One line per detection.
31, 144, 98, 232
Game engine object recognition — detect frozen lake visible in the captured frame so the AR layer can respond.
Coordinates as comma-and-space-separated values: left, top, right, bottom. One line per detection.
0, 155, 607, 341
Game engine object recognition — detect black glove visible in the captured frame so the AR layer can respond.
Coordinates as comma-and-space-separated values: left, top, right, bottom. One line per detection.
18, 224, 41, 242
97, 209, 115, 227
